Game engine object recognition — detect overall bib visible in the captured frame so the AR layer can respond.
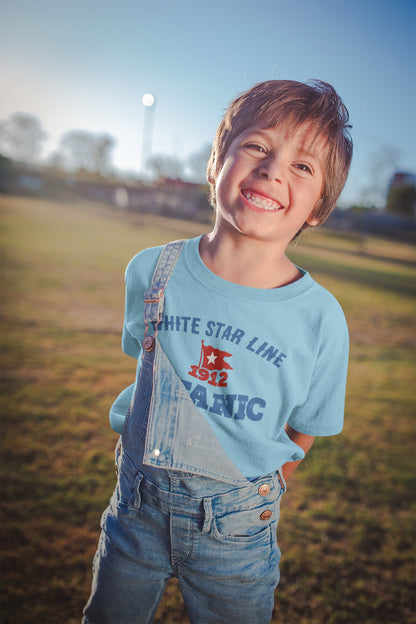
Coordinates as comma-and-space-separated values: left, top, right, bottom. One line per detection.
83, 241, 286, 624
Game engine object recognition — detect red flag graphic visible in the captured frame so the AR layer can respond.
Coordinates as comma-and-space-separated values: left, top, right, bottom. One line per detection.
199, 341, 233, 371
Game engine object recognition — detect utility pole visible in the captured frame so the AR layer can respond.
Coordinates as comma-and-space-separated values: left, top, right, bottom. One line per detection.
141, 93, 156, 178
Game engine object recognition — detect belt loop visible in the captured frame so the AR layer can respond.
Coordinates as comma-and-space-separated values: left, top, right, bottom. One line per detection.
202, 498, 213, 533
277, 469, 287, 494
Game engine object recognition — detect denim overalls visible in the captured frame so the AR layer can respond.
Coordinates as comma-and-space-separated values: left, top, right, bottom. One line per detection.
83, 240, 286, 624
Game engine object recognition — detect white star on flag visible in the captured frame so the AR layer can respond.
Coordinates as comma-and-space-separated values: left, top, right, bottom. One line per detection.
207, 352, 217, 365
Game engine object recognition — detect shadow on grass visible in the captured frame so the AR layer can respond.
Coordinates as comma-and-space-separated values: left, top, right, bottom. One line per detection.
288, 252, 416, 297
301, 235, 416, 269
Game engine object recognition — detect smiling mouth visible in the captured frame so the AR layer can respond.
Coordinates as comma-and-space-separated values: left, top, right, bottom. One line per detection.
241, 190, 283, 211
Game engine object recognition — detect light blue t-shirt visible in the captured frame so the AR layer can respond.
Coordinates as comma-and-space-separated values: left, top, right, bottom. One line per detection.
111, 236, 349, 480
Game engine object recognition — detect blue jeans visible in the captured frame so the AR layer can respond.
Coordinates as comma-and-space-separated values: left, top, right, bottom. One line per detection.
83, 242, 286, 623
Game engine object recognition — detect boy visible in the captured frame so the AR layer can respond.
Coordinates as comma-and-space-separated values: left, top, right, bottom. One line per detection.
83, 79, 352, 623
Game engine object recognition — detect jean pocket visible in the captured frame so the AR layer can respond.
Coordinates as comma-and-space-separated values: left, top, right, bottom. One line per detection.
212, 504, 277, 543
114, 438, 122, 476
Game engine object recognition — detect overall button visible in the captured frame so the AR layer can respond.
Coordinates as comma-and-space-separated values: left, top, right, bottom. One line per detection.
258, 483, 271, 497
259, 510, 272, 521
142, 336, 155, 352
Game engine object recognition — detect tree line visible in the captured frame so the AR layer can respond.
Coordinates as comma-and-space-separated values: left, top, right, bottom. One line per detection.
0, 112, 116, 177
0, 112, 211, 183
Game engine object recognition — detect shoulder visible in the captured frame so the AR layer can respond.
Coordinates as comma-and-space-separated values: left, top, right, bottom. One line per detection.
313, 281, 346, 319
124, 238, 195, 291
303, 276, 347, 320
125, 244, 164, 283
298, 276, 349, 345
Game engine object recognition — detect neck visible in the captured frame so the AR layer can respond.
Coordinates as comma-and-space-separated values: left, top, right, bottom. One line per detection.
199, 230, 301, 289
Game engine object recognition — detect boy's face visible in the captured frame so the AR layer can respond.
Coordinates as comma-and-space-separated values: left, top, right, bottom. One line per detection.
212, 123, 327, 247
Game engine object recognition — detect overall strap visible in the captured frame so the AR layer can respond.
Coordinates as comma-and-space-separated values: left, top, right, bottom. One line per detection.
143, 239, 186, 345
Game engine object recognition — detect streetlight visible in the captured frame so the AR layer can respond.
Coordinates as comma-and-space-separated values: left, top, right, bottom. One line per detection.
141, 93, 156, 177
142, 93, 154, 108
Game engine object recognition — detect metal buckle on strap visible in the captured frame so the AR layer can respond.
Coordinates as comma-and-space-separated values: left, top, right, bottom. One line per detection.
142, 335, 156, 352
143, 288, 164, 352
144, 288, 164, 304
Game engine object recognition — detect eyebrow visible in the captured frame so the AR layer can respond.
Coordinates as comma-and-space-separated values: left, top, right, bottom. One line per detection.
296, 146, 322, 162
242, 128, 324, 163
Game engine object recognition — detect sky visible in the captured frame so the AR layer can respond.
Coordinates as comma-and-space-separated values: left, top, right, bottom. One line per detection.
1, 0, 415, 207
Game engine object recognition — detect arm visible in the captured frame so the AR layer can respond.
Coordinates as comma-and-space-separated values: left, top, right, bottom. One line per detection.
281, 423, 315, 482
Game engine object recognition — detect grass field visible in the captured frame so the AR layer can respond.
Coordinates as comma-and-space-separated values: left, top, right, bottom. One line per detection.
1, 194, 415, 624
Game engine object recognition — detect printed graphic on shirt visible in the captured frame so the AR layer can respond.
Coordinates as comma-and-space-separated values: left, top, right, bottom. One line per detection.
188, 340, 233, 388
157, 315, 287, 370
152, 314, 289, 422
182, 340, 266, 421
182, 378, 267, 422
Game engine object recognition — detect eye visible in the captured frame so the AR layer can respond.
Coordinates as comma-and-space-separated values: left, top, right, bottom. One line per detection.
295, 163, 313, 174
244, 143, 267, 154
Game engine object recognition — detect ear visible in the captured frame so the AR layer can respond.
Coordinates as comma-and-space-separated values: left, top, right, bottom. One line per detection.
307, 196, 323, 227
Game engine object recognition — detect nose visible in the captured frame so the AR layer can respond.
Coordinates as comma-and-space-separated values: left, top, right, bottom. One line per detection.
258, 154, 284, 182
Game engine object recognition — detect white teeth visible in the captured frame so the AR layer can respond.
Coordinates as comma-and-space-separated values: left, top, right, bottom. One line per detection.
242, 190, 282, 211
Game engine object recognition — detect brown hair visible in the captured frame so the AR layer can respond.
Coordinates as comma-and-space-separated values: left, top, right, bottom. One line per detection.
207, 79, 353, 231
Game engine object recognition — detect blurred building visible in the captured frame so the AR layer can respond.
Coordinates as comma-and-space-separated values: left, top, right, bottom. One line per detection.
0, 156, 212, 223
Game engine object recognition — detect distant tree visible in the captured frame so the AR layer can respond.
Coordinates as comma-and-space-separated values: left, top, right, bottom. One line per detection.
0, 112, 47, 163
93, 134, 115, 176
59, 130, 94, 172
46, 150, 65, 172
360, 145, 401, 208
386, 183, 416, 217
187, 143, 212, 182
58, 130, 115, 175
147, 154, 183, 180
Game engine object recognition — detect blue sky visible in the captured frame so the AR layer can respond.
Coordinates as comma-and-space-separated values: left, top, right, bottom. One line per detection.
1, 0, 415, 206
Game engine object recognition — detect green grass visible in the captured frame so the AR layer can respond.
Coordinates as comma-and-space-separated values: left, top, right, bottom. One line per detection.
1, 195, 415, 624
